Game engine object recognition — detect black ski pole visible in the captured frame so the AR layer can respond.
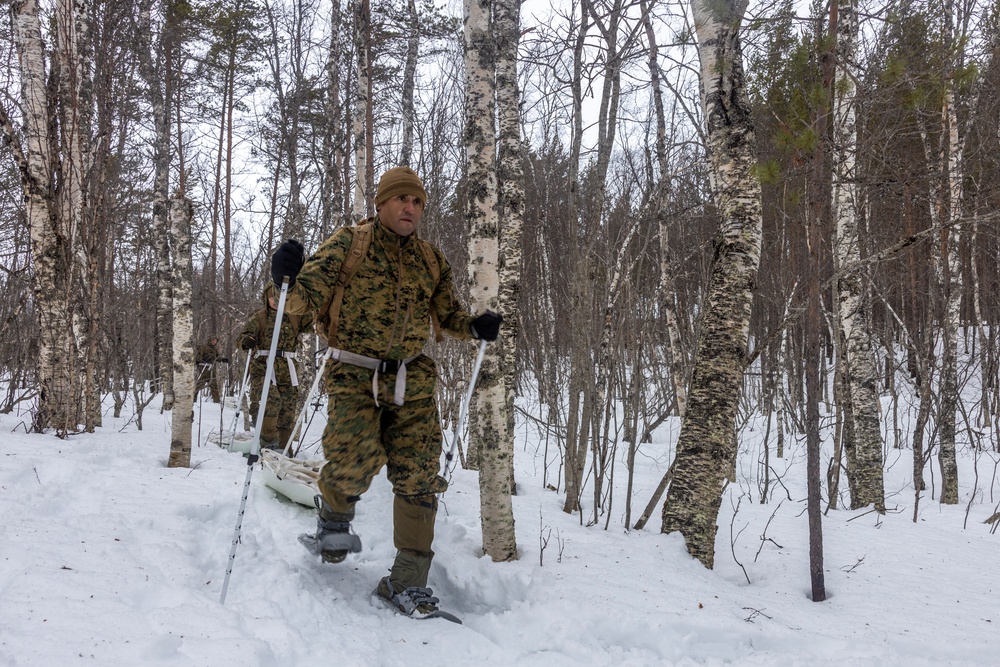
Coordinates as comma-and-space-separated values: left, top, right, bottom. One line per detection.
220, 278, 290, 604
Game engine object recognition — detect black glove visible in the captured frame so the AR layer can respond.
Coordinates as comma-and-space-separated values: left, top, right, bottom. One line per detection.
240, 336, 257, 351
271, 239, 306, 287
470, 310, 503, 342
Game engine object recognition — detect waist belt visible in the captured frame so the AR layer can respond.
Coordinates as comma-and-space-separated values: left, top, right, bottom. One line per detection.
255, 350, 299, 386
330, 348, 419, 407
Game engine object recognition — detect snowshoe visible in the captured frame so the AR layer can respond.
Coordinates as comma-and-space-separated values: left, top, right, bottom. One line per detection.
373, 576, 462, 624
298, 495, 362, 563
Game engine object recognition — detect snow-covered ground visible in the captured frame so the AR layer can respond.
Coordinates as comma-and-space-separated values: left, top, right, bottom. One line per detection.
1, 390, 997, 666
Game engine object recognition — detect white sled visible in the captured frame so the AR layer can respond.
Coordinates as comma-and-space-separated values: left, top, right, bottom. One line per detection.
211, 430, 256, 454
260, 449, 323, 507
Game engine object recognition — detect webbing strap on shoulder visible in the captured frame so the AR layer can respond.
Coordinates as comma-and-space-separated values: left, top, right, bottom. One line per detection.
256, 308, 298, 342
323, 223, 445, 345
325, 222, 373, 346
416, 241, 444, 342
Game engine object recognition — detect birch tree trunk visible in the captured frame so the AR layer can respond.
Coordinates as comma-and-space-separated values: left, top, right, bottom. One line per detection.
14, 0, 81, 436
936, 88, 963, 505
60, 0, 94, 433
493, 0, 523, 552
631, 0, 689, 525
264, 0, 306, 241
641, 0, 688, 418
137, 0, 174, 411
322, 0, 345, 237
63, 0, 98, 433
561, 2, 592, 515
223, 60, 236, 298
169, 195, 195, 468
352, 0, 371, 218
463, 0, 514, 562
660, 0, 763, 568
400, 0, 419, 166
209, 62, 229, 314
582, 0, 630, 524
831, 0, 885, 511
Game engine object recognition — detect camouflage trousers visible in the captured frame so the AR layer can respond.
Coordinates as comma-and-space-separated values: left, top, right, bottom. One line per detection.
249, 357, 298, 444
196, 363, 221, 403
318, 356, 447, 538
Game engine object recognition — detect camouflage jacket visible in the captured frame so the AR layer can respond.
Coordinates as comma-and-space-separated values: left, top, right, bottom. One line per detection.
237, 297, 314, 355
196, 340, 220, 365
284, 219, 474, 361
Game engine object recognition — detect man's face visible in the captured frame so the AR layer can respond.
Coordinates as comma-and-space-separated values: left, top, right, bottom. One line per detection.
378, 193, 424, 237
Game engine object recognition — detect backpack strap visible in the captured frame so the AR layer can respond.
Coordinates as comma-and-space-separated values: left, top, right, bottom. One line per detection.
415, 240, 444, 342
320, 222, 444, 345
323, 222, 374, 346
256, 305, 299, 345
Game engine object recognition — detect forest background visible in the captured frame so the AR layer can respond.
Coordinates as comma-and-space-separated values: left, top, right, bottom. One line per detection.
1, 0, 1000, 588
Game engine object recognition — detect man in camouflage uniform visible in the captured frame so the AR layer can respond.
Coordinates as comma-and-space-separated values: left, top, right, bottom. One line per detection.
195, 335, 227, 403
271, 166, 502, 618
237, 286, 314, 450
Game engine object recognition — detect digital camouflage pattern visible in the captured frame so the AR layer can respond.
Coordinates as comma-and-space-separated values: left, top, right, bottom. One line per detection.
195, 337, 222, 402
284, 219, 474, 359
283, 219, 475, 571
237, 290, 314, 445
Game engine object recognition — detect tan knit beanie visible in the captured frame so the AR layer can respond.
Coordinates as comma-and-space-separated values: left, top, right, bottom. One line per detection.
375, 167, 427, 208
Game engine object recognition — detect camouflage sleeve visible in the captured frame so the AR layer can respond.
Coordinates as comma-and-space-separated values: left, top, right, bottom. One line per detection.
236, 311, 261, 349
431, 245, 475, 341
298, 310, 315, 335
195, 344, 210, 363
283, 228, 354, 316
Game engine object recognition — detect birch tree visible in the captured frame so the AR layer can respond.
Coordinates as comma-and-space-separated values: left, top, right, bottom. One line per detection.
400, 0, 419, 166
660, 0, 763, 568
137, 0, 176, 411
582, 0, 641, 525
831, 0, 886, 511
641, 0, 688, 419
9, 0, 89, 436
924, 0, 968, 505
934, 88, 963, 506
321, 0, 346, 236
353, 0, 372, 218
493, 0, 524, 550
168, 195, 195, 468
462, 0, 515, 561
560, 0, 593, 516
263, 0, 310, 241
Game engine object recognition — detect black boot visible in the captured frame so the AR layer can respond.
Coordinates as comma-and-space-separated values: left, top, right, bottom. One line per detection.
314, 495, 362, 563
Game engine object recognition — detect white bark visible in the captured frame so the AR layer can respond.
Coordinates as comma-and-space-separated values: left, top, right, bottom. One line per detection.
493, 0, 524, 559
169, 196, 195, 468
641, 0, 688, 418
831, 0, 885, 510
561, 0, 591, 515
352, 0, 371, 218
15, 0, 80, 436
322, 0, 345, 236
938, 89, 963, 504
400, 0, 419, 166
137, 1, 174, 410
660, 0, 763, 568
463, 0, 512, 561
